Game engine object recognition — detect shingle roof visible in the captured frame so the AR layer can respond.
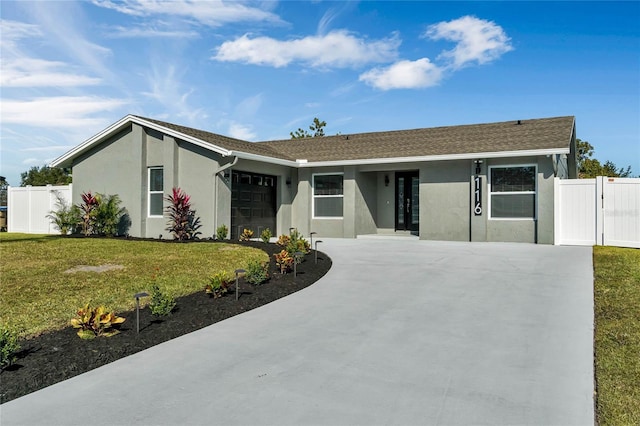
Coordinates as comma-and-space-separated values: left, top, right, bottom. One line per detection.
135, 115, 575, 163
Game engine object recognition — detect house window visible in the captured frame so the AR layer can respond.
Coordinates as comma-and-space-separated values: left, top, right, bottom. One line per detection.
148, 167, 164, 217
313, 173, 343, 218
489, 165, 536, 219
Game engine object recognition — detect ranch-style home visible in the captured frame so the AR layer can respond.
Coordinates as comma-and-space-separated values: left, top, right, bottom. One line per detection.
51, 115, 577, 244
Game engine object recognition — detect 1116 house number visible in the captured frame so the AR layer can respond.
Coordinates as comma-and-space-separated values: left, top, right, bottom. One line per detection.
474, 175, 482, 216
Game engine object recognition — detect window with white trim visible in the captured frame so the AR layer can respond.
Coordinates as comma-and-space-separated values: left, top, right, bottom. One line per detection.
148, 167, 164, 217
489, 165, 536, 219
313, 173, 343, 218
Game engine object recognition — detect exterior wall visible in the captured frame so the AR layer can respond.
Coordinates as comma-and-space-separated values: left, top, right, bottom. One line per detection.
376, 171, 395, 230
354, 170, 378, 235
420, 161, 470, 241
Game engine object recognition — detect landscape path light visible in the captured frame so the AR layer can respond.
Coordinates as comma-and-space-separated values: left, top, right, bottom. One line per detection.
309, 232, 317, 249
294, 251, 303, 278
315, 240, 323, 264
134, 292, 149, 334
235, 269, 245, 301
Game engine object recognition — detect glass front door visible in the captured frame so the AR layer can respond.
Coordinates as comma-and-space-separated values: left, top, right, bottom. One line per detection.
395, 171, 419, 233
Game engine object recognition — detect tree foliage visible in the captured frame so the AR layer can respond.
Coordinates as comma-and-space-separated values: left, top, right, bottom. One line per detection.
577, 139, 633, 178
20, 166, 72, 186
0, 176, 8, 206
290, 117, 327, 139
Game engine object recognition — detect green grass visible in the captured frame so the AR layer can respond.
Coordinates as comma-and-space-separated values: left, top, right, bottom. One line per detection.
0, 233, 268, 337
594, 246, 640, 425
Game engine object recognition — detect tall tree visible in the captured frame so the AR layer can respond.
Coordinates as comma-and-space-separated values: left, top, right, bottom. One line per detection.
0, 176, 8, 206
290, 117, 327, 139
20, 165, 72, 186
576, 139, 633, 178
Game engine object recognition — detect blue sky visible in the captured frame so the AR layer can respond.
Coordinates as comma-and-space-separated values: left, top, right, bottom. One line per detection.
1, 1, 638, 185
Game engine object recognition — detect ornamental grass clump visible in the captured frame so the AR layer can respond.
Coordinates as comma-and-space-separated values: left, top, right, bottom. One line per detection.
70, 304, 126, 339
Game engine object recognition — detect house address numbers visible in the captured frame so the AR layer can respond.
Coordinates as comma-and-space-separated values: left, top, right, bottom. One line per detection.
474, 175, 482, 216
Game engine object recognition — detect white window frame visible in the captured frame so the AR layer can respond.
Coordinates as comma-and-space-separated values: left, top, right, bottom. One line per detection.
148, 166, 164, 218
488, 164, 537, 220
312, 172, 344, 219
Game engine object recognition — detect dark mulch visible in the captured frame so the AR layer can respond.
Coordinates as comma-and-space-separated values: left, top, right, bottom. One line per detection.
0, 240, 331, 404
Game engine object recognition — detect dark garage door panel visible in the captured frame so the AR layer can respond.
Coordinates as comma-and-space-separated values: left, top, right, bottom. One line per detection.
231, 171, 277, 240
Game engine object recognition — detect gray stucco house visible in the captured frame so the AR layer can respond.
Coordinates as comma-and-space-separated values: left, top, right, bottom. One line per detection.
51, 115, 577, 244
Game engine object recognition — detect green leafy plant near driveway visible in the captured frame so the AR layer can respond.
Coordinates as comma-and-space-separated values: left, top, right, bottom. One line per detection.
70, 304, 126, 339
239, 228, 254, 241
245, 260, 269, 285
205, 272, 231, 298
149, 285, 176, 317
0, 324, 20, 370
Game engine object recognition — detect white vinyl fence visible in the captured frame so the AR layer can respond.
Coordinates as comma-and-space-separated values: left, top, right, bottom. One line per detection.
7, 184, 72, 234
555, 177, 640, 248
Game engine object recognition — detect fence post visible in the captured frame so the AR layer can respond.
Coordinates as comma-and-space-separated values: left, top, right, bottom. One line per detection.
595, 176, 604, 246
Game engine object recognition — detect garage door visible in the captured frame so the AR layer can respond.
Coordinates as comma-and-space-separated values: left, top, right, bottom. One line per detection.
231, 171, 277, 240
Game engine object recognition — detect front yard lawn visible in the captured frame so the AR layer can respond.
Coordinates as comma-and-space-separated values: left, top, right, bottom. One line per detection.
594, 246, 640, 425
0, 233, 268, 337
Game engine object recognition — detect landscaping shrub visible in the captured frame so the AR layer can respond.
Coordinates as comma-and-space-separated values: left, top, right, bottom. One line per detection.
79, 192, 99, 236
93, 193, 126, 236
0, 324, 20, 370
276, 234, 291, 247
165, 187, 202, 240
205, 272, 231, 298
70, 304, 126, 339
149, 285, 176, 317
239, 228, 254, 241
47, 192, 80, 235
245, 260, 269, 285
260, 228, 272, 243
216, 224, 229, 240
274, 250, 294, 274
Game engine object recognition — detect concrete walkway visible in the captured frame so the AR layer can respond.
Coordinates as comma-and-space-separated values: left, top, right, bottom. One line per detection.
1, 239, 594, 425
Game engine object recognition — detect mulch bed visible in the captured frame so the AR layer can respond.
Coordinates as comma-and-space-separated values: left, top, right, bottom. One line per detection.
0, 239, 331, 404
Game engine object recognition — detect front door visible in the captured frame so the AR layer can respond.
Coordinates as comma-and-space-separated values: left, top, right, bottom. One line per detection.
395, 171, 419, 233
231, 171, 277, 240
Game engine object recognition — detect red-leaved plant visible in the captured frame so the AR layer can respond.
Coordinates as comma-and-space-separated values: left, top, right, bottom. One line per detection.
79, 192, 99, 236
165, 187, 202, 240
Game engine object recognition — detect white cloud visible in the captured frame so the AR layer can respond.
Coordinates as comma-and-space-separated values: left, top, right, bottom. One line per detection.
107, 25, 198, 38
0, 19, 42, 49
1, 96, 128, 128
228, 122, 257, 140
359, 58, 443, 90
425, 15, 513, 69
21, 145, 74, 152
213, 30, 400, 68
92, 0, 283, 27
235, 93, 263, 118
1, 58, 102, 87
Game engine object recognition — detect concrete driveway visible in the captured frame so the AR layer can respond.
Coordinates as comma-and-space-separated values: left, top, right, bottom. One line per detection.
1, 239, 594, 426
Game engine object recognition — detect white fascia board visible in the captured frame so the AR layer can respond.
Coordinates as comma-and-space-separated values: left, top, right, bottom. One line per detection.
296, 148, 570, 168
231, 150, 298, 167
50, 115, 232, 167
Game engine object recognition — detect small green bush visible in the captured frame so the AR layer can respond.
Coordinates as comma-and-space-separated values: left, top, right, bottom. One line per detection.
47, 192, 80, 235
245, 260, 269, 285
216, 224, 229, 240
149, 285, 176, 317
0, 324, 20, 370
260, 228, 272, 244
